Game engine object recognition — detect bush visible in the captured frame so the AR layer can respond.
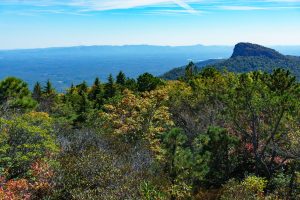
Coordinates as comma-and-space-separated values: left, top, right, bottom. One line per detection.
52, 129, 158, 200
0, 112, 58, 179
220, 176, 267, 200
140, 181, 166, 200
242, 176, 267, 194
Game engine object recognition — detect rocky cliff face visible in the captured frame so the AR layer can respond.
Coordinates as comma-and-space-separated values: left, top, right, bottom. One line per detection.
231, 43, 286, 59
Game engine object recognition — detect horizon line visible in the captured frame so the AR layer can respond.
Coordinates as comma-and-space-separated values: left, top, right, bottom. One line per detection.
2, 43, 300, 51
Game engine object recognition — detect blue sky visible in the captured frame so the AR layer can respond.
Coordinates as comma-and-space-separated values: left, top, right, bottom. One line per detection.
0, 0, 300, 49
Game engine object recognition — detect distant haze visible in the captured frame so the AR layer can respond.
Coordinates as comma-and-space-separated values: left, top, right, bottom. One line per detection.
0, 45, 300, 91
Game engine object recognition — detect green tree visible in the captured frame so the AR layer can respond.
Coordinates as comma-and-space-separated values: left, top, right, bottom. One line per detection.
89, 77, 104, 109
104, 74, 116, 99
226, 70, 300, 179
116, 71, 126, 86
185, 62, 196, 81
76, 81, 88, 95
33, 82, 42, 102
38, 80, 57, 113
200, 127, 239, 187
159, 128, 210, 199
125, 78, 138, 91
76, 92, 92, 124
137, 73, 162, 92
89, 78, 101, 99
69, 83, 76, 95
199, 67, 221, 78
0, 77, 36, 110
43, 80, 55, 95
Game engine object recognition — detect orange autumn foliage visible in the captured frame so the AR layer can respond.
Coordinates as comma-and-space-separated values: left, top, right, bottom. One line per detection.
0, 161, 54, 200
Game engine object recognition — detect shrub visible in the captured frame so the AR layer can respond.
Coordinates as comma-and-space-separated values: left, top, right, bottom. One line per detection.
140, 181, 166, 200
220, 176, 267, 200
242, 176, 267, 194
0, 112, 58, 179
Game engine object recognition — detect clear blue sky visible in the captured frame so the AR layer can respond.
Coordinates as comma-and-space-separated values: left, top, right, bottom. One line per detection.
0, 0, 300, 49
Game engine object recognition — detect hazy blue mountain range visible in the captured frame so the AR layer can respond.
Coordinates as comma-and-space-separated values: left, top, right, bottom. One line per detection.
1, 44, 300, 91
0, 45, 233, 91
161, 43, 300, 80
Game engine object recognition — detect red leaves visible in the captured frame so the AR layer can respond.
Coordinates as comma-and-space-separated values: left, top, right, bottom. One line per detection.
0, 161, 54, 200
245, 143, 254, 152
0, 178, 31, 200
30, 161, 53, 196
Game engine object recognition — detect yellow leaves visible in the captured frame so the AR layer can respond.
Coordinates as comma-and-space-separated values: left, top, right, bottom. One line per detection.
241, 176, 267, 194
164, 80, 191, 94
143, 90, 169, 102
168, 181, 192, 200
25, 111, 50, 119
22, 112, 53, 130
99, 88, 174, 148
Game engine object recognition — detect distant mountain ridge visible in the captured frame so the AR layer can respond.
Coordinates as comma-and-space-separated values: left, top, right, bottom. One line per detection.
1, 44, 300, 91
0, 45, 233, 91
161, 43, 300, 80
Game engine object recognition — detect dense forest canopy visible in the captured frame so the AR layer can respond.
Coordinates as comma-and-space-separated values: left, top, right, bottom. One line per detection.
0, 67, 299, 199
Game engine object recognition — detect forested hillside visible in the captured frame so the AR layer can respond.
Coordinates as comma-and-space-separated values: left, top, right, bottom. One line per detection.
0, 67, 299, 199
161, 59, 224, 80
162, 43, 300, 80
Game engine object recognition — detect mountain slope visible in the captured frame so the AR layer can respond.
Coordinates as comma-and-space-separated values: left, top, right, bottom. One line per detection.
212, 43, 300, 78
161, 59, 225, 80
162, 43, 300, 80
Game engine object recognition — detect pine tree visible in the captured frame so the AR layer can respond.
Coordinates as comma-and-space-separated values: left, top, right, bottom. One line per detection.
125, 78, 137, 91
89, 77, 104, 109
77, 81, 88, 95
0, 77, 36, 109
69, 83, 75, 95
137, 73, 162, 92
116, 71, 126, 86
39, 80, 56, 112
94, 77, 100, 87
89, 78, 102, 99
75, 91, 92, 124
185, 62, 196, 81
44, 80, 55, 95
32, 82, 42, 101
104, 74, 116, 99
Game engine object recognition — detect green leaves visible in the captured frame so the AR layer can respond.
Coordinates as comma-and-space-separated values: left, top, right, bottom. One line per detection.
137, 73, 163, 92
0, 112, 58, 179
0, 77, 37, 110
159, 128, 211, 197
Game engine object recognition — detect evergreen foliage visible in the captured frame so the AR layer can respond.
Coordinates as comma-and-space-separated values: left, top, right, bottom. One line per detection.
32, 82, 42, 101
137, 72, 163, 92
44, 80, 55, 95
116, 71, 126, 85
104, 74, 116, 99
0, 77, 36, 110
